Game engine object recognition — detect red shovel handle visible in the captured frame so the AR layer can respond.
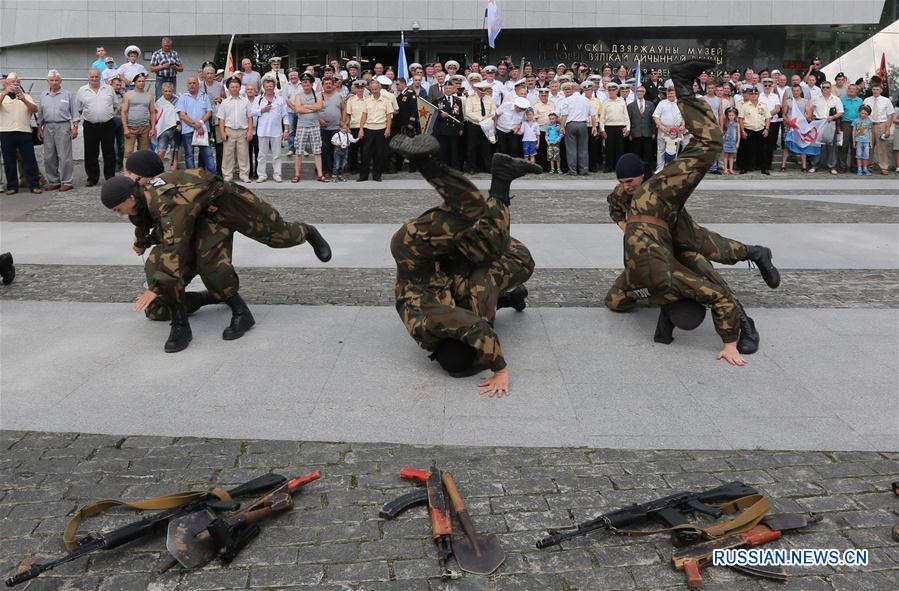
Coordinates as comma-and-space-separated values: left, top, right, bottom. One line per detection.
287, 470, 322, 493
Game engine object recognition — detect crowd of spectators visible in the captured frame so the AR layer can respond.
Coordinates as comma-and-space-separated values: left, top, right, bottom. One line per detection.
2, 41, 898, 192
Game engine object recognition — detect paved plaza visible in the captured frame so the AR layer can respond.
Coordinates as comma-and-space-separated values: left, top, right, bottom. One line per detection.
1, 172, 897, 590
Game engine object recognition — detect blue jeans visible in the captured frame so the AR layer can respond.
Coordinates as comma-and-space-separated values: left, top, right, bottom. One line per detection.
113, 116, 125, 170
287, 112, 298, 153
332, 147, 348, 175
181, 132, 215, 172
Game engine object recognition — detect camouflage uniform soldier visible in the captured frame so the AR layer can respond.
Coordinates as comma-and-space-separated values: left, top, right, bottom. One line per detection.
102, 150, 332, 353
389, 133, 540, 396
604, 59, 751, 366
608, 152, 781, 354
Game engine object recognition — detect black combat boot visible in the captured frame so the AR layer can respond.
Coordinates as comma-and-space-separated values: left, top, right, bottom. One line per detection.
744, 245, 780, 289
736, 301, 760, 355
0, 252, 15, 285
185, 290, 216, 315
670, 59, 715, 98
489, 153, 543, 205
390, 134, 442, 180
222, 294, 256, 340
164, 305, 192, 353
497, 284, 529, 312
654, 306, 675, 344
304, 224, 332, 262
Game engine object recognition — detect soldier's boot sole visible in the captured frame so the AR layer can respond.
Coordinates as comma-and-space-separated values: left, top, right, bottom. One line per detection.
0, 252, 14, 285
305, 224, 332, 262
670, 60, 715, 98
389, 134, 440, 160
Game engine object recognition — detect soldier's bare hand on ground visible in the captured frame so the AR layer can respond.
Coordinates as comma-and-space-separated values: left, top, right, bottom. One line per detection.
132, 290, 158, 312
478, 369, 510, 397
716, 342, 747, 366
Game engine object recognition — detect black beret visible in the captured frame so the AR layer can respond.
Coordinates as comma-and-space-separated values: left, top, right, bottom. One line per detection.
100, 176, 138, 209
615, 153, 644, 179
125, 149, 165, 177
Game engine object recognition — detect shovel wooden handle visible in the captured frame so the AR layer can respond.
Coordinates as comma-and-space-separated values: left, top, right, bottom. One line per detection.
442, 472, 482, 554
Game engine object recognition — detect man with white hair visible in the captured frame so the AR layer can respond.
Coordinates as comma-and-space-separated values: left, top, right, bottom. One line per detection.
76, 68, 117, 185
1, 74, 42, 194
37, 70, 77, 191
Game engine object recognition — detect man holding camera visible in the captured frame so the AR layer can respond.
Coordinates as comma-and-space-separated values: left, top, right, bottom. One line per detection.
0, 73, 43, 194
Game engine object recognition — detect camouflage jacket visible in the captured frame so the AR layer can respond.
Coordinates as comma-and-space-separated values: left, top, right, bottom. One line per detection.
134, 169, 230, 304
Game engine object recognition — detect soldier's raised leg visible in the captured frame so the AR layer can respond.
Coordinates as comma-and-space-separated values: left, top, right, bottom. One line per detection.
211, 183, 331, 262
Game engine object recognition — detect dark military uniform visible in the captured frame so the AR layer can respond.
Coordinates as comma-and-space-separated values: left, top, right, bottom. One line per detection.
391, 87, 422, 172
134, 168, 311, 308
391, 165, 533, 372
605, 96, 741, 343
432, 93, 465, 169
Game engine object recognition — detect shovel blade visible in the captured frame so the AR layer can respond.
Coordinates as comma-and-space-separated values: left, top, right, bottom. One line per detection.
452, 533, 505, 575
166, 509, 218, 569
762, 513, 820, 532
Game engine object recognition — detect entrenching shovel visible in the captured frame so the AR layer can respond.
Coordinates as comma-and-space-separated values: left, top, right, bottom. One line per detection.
166, 495, 294, 568
441, 471, 505, 575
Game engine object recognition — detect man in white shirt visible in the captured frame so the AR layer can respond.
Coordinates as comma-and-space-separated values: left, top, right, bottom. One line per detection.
250, 78, 289, 182
809, 81, 843, 174
76, 68, 117, 185
758, 77, 782, 173
559, 81, 592, 175
218, 78, 253, 182
652, 85, 688, 173
154, 82, 180, 169
862, 84, 894, 174
600, 82, 630, 173
495, 96, 529, 158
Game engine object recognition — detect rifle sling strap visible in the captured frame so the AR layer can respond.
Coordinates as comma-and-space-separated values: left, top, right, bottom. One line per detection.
63, 488, 232, 551
608, 494, 770, 540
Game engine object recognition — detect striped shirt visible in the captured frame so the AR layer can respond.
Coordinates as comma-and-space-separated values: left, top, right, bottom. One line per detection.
150, 49, 182, 79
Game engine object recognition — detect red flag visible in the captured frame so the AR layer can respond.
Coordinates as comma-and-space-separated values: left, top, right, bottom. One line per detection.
878, 52, 888, 85
224, 34, 236, 78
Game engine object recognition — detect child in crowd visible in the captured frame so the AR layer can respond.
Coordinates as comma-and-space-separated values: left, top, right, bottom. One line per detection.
545, 112, 562, 174
330, 123, 358, 181
520, 108, 540, 164
722, 107, 740, 175
852, 105, 873, 176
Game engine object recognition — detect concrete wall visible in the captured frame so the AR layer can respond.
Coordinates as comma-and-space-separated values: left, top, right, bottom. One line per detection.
0, 0, 887, 47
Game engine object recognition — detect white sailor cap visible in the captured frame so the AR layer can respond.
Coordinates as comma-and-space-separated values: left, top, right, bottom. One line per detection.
269, 56, 282, 63
376, 75, 392, 86
467, 72, 482, 82
351, 79, 367, 87
513, 78, 527, 87
347, 60, 361, 69
664, 79, 675, 89
444, 60, 460, 70
606, 81, 620, 90
482, 65, 498, 74
580, 81, 594, 89
513, 97, 531, 109
588, 74, 602, 81
409, 62, 422, 71
537, 87, 550, 94
124, 45, 141, 57
474, 80, 492, 91
451, 74, 466, 83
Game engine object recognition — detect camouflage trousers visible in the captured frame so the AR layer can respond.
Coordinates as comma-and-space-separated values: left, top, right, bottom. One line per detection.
144, 218, 234, 321
673, 209, 747, 266
606, 97, 740, 342
392, 163, 531, 372
147, 183, 309, 314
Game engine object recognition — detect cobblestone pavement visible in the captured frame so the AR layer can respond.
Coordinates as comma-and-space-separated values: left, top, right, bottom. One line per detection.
1, 431, 897, 591
8, 188, 897, 225
1, 266, 896, 309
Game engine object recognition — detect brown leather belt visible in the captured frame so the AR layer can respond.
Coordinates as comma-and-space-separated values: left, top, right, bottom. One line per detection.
626, 214, 669, 229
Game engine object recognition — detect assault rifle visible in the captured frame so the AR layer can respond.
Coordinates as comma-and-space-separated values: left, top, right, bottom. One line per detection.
5, 473, 286, 587
536, 482, 759, 549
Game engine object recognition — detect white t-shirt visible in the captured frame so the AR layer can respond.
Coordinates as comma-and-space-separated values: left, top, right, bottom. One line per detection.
520, 120, 539, 142
862, 95, 894, 123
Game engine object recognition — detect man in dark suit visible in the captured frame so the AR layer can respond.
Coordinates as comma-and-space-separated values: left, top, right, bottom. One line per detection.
427, 71, 447, 104
627, 85, 656, 175
432, 80, 464, 169
643, 68, 663, 103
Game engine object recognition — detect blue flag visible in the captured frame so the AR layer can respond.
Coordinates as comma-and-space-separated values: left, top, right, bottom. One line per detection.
486, 0, 502, 49
397, 32, 409, 80
633, 59, 641, 94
